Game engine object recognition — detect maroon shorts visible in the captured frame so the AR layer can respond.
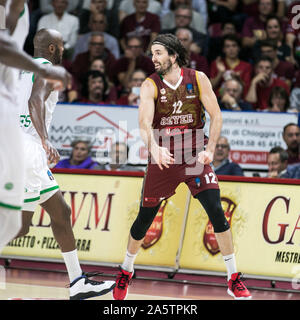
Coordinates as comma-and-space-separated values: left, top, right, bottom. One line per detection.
141, 162, 219, 207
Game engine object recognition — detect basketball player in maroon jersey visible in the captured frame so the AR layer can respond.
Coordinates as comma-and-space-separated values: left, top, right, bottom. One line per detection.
113, 34, 251, 300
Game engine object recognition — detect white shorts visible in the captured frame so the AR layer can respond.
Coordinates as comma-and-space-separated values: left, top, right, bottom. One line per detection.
23, 135, 59, 212
0, 98, 25, 211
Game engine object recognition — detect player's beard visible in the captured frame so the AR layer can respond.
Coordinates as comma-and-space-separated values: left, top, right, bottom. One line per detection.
156, 59, 173, 76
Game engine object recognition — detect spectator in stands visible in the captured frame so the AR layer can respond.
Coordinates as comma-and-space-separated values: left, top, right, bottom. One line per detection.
113, 36, 155, 87
119, 0, 161, 53
71, 32, 116, 83
117, 69, 147, 105
207, 0, 238, 25
72, 12, 120, 60
175, 28, 209, 75
266, 86, 290, 112
257, 40, 295, 88
89, 58, 118, 103
39, 0, 82, 13
78, 70, 109, 105
161, 0, 207, 35
245, 56, 289, 110
55, 139, 99, 169
282, 123, 300, 165
286, 1, 300, 66
37, 0, 79, 57
281, 163, 300, 179
207, 20, 237, 63
119, 0, 162, 22
242, 0, 274, 49
95, 142, 141, 171
267, 146, 289, 178
264, 15, 292, 62
210, 34, 253, 97
78, 0, 115, 36
161, 5, 208, 56
212, 136, 244, 176
289, 72, 300, 112
219, 77, 253, 111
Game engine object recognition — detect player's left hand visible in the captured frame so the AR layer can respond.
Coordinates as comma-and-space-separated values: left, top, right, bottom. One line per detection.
198, 150, 213, 165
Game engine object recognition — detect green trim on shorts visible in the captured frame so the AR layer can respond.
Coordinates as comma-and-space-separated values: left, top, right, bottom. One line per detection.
40, 185, 59, 195
0, 201, 22, 210
24, 196, 40, 203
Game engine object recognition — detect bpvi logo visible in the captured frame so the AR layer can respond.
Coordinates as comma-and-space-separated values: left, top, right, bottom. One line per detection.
0, 266, 5, 290
291, 5, 300, 30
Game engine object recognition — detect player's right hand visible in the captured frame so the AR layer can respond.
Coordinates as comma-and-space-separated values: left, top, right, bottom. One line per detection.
42, 139, 60, 165
150, 145, 175, 170
40, 64, 72, 91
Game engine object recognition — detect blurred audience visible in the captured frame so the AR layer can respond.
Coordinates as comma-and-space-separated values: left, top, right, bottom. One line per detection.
95, 142, 141, 171
37, 0, 79, 57
212, 136, 244, 176
219, 77, 253, 111
266, 86, 290, 113
245, 56, 289, 110
55, 139, 99, 169
119, 0, 161, 53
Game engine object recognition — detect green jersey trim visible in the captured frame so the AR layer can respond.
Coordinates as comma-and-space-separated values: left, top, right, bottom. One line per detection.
40, 185, 59, 195
0, 201, 22, 210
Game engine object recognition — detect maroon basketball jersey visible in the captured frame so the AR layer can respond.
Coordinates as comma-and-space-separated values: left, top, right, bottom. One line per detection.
147, 68, 207, 153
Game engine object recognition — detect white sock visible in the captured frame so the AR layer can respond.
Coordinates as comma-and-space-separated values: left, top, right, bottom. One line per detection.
223, 253, 237, 281
121, 250, 137, 273
61, 249, 82, 283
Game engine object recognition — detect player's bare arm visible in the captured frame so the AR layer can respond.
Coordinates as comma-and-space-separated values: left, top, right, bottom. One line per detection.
5, 0, 26, 35
28, 75, 60, 164
197, 71, 223, 165
139, 79, 174, 170
0, 31, 71, 89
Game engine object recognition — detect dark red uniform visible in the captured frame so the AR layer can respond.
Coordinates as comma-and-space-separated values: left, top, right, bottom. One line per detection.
142, 68, 219, 207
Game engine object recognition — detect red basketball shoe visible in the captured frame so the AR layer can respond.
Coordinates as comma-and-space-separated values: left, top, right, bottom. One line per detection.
113, 267, 134, 300
227, 272, 252, 299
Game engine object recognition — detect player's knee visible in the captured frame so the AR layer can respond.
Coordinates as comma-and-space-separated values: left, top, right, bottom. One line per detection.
130, 204, 160, 240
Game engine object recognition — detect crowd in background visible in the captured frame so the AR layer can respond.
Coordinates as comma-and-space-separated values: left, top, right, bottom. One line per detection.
22, 0, 300, 175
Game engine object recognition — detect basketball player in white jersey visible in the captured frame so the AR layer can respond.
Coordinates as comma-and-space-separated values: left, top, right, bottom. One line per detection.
0, 0, 71, 252
15, 28, 115, 300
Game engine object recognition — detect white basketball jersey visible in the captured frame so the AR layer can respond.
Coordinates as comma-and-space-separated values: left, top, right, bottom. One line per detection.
18, 58, 59, 141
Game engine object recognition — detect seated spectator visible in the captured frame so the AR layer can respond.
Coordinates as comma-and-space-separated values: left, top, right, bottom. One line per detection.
55, 139, 99, 169
117, 69, 147, 105
71, 32, 116, 83
289, 72, 300, 112
37, 0, 79, 57
39, 0, 81, 14
161, 5, 209, 56
89, 58, 118, 103
219, 77, 253, 111
78, 70, 110, 104
113, 36, 155, 87
263, 15, 292, 62
207, 0, 238, 25
119, 0, 162, 22
72, 12, 120, 60
266, 86, 290, 112
212, 136, 244, 176
175, 28, 209, 75
119, 0, 161, 53
245, 56, 289, 110
210, 34, 253, 97
207, 20, 237, 63
267, 146, 288, 178
78, 0, 115, 36
95, 142, 142, 171
242, 0, 274, 49
161, 0, 207, 35
281, 163, 300, 179
257, 39, 295, 88
282, 123, 300, 165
